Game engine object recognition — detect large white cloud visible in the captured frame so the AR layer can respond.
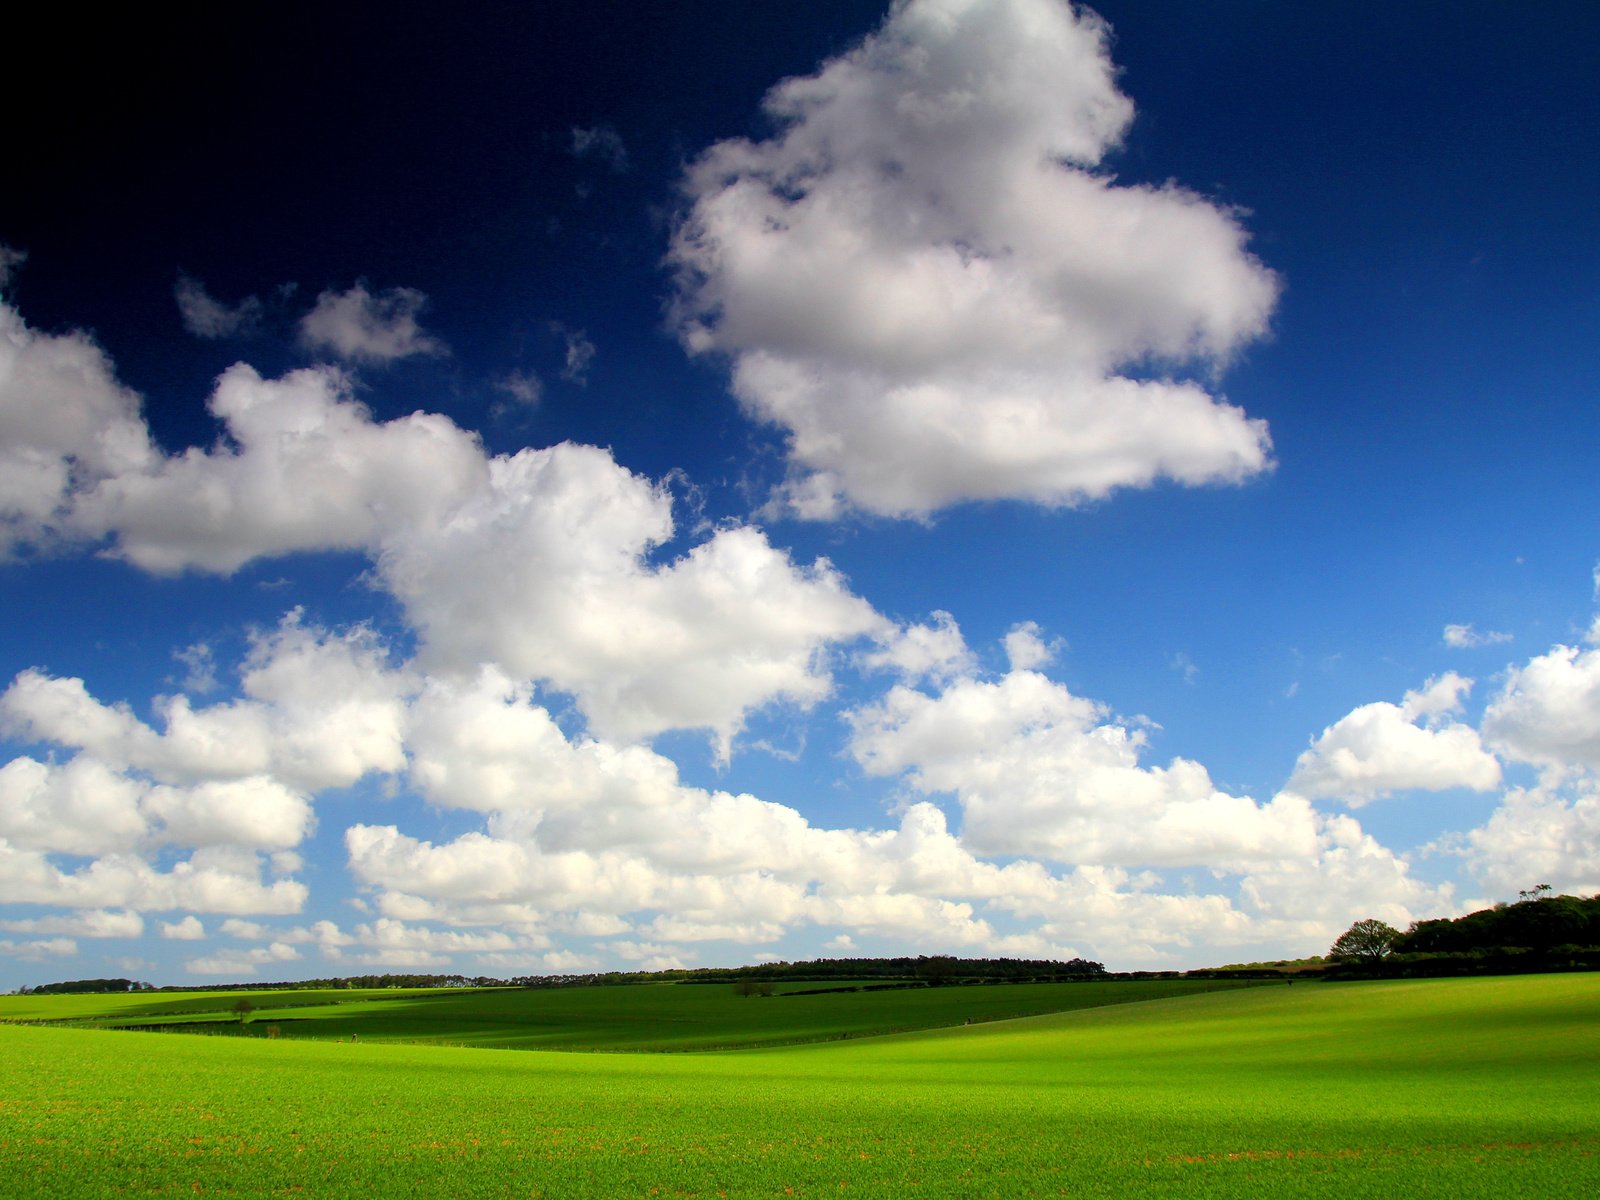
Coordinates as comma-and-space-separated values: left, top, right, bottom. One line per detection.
0, 842, 306, 915
2, 614, 411, 792
1482, 637, 1600, 773
73, 364, 487, 574
1286, 673, 1502, 805
379, 444, 884, 753
0, 756, 150, 855
0, 284, 157, 556
848, 667, 1316, 868
1451, 777, 1600, 897
4, 291, 884, 750
0, 908, 144, 939
669, 0, 1277, 518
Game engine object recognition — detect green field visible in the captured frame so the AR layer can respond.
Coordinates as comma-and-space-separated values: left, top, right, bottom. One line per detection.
2, 975, 1596, 1197
0, 978, 1266, 1051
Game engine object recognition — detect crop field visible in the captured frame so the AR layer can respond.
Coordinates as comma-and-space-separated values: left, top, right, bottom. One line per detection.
0, 978, 1266, 1051
2, 974, 1596, 1197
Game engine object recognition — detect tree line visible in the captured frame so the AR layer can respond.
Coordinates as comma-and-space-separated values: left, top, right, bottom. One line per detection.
14, 957, 1108, 996
1328, 889, 1600, 978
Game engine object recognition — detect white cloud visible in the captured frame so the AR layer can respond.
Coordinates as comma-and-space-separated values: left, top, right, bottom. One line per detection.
1238, 812, 1453, 936
72, 364, 487, 574
0, 843, 306, 915
0, 756, 150, 855
1286, 674, 1501, 805
186, 942, 301, 976
0, 937, 77, 961
848, 667, 1316, 868
382, 445, 884, 754
1482, 640, 1600, 773
669, 0, 1277, 518
143, 778, 313, 851
1449, 776, 1600, 897
1003, 621, 1058, 671
860, 611, 975, 684
297, 283, 446, 363
1443, 623, 1511, 649
3, 614, 412, 794
0, 292, 157, 557
0, 909, 143, 938
494, 369, 543, 410
220, 917, 353, 948
5, 304, 881, 752
174, 274, 263, 339
161, 916, 206, 940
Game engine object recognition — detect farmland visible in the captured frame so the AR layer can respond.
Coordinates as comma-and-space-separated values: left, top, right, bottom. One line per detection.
0, 977, 1266, 1051
2, 975, 1597, 1197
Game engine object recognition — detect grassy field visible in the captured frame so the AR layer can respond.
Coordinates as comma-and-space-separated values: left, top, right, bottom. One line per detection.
0, 978, 1267, 1051
1, 975, 1596, 1197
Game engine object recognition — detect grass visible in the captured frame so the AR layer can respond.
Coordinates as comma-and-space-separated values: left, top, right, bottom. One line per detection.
1, 975, 1596, 1197
0, 978, 1268, 1051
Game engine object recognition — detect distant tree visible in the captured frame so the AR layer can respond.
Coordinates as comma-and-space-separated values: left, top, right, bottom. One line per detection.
1329, 918, 1401, 964
232, 998, 256, 1024
1519, 883, 1554, 903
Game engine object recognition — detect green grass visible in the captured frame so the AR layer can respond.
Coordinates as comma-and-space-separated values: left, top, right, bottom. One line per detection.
1, 975, 1596, 1197
0, 987, 455, 1024
0, 979, 1267, 1051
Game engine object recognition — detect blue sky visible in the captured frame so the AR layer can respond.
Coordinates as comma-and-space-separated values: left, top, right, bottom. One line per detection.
3, 0, 1598, 988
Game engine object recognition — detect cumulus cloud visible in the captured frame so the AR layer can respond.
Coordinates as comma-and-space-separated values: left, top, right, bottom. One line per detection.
0, 756, 150, 855
186, 942, 301, 976
174, 274, 263, 339
0, 289, 157, 557
1238, 812, 1453, 935
346, 667, 1082, 957
4, 297, 883, 752
297, 283, 447, 363
1482, 640, 1600, 773
669, 0, 1277, 518
380, 446, 884, 753
860, 611, 975, 684
3, 614, 412, 793
161, 915, 206, 940
848, 666, 1316, 868
0, 909, 143, 938
0, 937, 77, 961
1286, 673, 1501, 805
143, 778, 313, 851
1003, 621, 1058, 671
0, 843, 306, 915
1449, 776, 1600, 897
72, 364, 487, 574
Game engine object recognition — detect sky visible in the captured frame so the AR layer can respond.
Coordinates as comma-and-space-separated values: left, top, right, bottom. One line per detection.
2, 0, 1598, 989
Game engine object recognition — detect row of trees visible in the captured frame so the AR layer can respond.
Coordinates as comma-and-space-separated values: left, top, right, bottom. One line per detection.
15, 978, 157, 995
14, 958, 1109, 997
1330, 888, 1600, 974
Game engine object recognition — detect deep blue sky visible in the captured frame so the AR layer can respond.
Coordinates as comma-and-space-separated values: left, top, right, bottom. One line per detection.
2, 1, 1597, 987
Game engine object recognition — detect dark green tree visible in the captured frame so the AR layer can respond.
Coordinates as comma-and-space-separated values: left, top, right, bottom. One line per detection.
1329, 918, 1401, 964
